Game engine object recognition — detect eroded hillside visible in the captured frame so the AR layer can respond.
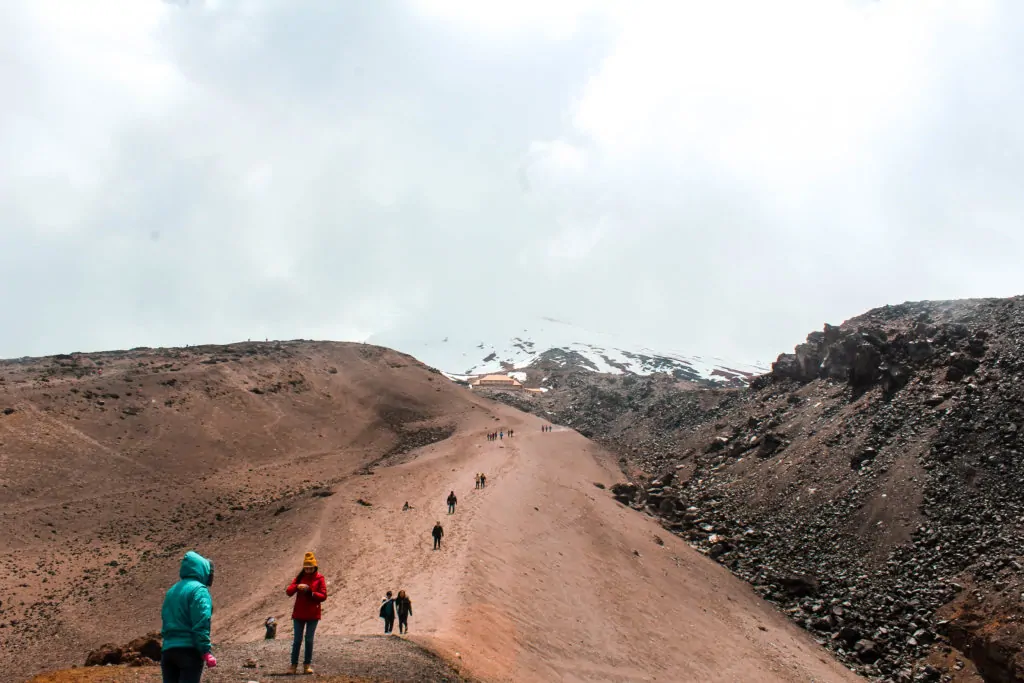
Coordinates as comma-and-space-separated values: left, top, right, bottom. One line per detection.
0, 341, 475, 680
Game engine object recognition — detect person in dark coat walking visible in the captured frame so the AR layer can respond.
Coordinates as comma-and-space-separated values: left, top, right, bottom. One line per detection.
395, 590, 413, 634
447, 491, 457, 514
432, 521, 444, 549
379, 591, 396, 634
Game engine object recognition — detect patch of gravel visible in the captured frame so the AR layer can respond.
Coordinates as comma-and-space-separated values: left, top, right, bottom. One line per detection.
207, 635, 471, 683
31, 637, 471, 683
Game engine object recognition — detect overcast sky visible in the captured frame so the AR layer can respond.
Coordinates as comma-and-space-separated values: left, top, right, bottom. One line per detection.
2, 0, 1022, 363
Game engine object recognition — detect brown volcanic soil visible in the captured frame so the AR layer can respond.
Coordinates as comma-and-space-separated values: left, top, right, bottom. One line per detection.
1, 341, 859, 683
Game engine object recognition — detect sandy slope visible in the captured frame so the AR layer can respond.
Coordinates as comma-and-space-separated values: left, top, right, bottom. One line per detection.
3, 343, 860, 682
215, 405, 861, 683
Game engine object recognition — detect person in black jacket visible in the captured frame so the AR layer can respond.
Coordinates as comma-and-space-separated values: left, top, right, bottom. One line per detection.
447, 491, 457, 514
395, 590, 413, 634
379, 591, 396, 634
432, 521, 444, 549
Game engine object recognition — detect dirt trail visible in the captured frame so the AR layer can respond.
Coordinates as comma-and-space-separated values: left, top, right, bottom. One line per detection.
217, 407, 861, 683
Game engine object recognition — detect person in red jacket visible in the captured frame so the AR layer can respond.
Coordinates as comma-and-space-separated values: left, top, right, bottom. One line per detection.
285, 552, 327, 675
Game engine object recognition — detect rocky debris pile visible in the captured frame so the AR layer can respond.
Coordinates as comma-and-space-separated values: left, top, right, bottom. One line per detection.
518, 297, 1024, 682
767, 309, 988, 395
85, 633, 161, 667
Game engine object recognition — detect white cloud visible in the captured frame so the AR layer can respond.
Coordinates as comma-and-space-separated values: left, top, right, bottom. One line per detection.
0, 0, 1021, 362
409, 0, 598, 39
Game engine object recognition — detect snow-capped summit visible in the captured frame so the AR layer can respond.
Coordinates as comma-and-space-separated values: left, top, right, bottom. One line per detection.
369, 316, 767, 386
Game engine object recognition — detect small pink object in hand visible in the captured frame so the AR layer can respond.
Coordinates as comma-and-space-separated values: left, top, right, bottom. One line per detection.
203, 653, 217, 668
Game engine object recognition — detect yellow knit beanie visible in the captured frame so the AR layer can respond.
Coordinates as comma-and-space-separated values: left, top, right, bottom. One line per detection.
303, 552, 317, 568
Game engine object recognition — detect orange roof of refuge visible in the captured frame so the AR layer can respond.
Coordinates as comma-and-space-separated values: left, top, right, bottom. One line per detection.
475, 374, 521, 384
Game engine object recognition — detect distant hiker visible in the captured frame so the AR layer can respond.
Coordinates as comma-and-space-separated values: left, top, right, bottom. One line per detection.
432, 521, 444, 549
265, 616, 277, 640
396, 590, 413, 634
499, 430, 503, 440
509, 429, 514, 438
161, 550, 216, 682
380, 591, 397, 634
447, 491, 457, 514
475, 473, 481, 489
480, 473, 486, 488
402, 501, 411, 511
285, 552, 328, 675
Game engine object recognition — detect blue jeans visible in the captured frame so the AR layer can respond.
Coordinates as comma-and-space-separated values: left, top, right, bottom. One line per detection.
291, 619, 318, 666
161, 647, 204, 683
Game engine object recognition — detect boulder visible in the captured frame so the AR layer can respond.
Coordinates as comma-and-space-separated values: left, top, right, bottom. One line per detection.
126, 634, 161, 663
758, 432, 786, 458
849, 342, 882, 388
775, 573, 819, 597
85, 644, 122, 667
907, 339, 935, 362
610, 483, 638, 505
854, 639, 881, 664
851, 447, 877, 470
85, 633, 161, 667
881, 363, 911, 395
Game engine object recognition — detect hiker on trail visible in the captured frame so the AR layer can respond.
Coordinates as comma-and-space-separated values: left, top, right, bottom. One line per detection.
475, 473, 481, 489
396, 590, 413, 634
161, 550, 216, 683
380, 591, 397, 634
499, 430, 503, 440
285, 552, 328, 675
480, 473, 486, 488
447, 491, 457, 514
402, 501, 411, 511
432, 521, 444, 549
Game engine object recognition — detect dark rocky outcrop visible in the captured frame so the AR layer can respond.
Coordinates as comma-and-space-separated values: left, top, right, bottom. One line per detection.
85, 633, 161, 667
499, 296, 1024, 682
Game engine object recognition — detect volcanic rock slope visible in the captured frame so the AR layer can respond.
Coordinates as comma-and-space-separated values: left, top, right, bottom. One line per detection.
0, 340, 858, 683
501, 296, 1024, 683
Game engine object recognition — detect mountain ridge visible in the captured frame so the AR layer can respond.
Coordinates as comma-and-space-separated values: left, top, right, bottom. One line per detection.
369, 316, 767, 386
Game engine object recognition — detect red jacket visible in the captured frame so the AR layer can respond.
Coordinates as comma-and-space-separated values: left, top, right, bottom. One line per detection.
286, 572, 327, 621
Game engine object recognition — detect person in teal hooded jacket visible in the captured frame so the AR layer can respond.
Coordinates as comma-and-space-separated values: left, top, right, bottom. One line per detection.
161, 551, 216, 683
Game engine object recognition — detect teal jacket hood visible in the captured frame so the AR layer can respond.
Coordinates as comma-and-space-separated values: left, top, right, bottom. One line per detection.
179, 550, 213, 586
162, 551, 214, 652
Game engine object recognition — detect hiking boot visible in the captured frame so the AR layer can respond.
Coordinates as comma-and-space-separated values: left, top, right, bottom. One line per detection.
303, 664, 314, 675
287, 664, 297, 675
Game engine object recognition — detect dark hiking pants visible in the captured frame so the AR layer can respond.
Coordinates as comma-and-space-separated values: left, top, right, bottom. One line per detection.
384, 616, 395, 634
161, 647, 204, 683
399, 615, 409, 633
433, 535, 441, 549
291, 619, 318, 666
